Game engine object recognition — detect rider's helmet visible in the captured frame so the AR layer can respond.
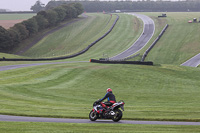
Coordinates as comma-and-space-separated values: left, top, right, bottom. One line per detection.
106, 88, 112, 93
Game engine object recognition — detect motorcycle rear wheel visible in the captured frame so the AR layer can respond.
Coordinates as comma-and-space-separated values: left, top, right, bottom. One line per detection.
89, 110, 98, 121
112, 109, 122, 122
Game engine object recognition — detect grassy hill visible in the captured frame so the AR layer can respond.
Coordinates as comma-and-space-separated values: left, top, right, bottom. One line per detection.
20, 13, 116, 58
11, 13, 142, 60
141, 12, 200, 65
0, 62, 200, 122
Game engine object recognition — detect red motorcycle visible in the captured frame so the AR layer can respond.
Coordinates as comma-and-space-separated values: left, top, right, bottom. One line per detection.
89, 100, 125, 122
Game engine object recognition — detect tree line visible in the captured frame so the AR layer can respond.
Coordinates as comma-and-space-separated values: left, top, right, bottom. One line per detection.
46, 1, 200, 12
0, 3, 84, 53
0, 9, 7, 12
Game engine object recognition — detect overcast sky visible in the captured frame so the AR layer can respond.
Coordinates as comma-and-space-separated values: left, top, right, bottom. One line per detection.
0, 0, 50, 11
0, 0, 179, 11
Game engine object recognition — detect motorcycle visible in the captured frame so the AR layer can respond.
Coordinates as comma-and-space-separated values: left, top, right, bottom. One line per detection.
89, 100, 125, 122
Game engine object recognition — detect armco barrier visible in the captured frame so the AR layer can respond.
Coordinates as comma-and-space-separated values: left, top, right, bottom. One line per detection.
141, 24, 168, 62
90, 59, 153, 65
0, 14, 119, 61
110, 53, 140, 61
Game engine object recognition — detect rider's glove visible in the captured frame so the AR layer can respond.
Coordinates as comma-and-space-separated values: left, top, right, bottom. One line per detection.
96, 99, 101, 103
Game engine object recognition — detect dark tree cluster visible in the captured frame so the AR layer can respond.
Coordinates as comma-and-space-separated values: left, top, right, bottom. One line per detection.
0, 3, 84, 52
46, 1, 200, 12
31, 0, 45, 13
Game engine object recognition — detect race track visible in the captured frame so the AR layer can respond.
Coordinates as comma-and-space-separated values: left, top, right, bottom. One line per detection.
1, 115, 200, 125
181, 53, 200, 67
0, 61, 88, 71
110, 13, 155, 60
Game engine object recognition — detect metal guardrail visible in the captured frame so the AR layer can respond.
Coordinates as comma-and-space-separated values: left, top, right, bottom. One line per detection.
141, 24, 168, 62
109, 53, 140, 61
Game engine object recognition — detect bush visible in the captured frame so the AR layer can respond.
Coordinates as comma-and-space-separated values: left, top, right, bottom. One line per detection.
46, 10, 59, 26
53, 6, 66, 22
61, 4, 77, 19
71, 3, 84, 16
12, 23, 29, 41
34, 15, 49, 31
8, 29, 21, 47
0, 26, 12, 51
23, 17, 39, 35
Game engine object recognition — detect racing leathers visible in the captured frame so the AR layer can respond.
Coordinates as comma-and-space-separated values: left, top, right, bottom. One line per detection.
98, 91, 116, 110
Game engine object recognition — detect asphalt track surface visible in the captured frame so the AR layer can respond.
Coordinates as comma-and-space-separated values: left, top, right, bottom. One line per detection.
110, 13, 155, 60
181, 53, 200, 67
0, 61, 88, 71
1, 115, 200, 125
0, 14, 199, 125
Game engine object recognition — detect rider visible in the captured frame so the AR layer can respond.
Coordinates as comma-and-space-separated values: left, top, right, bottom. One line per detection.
96, 88, 116, 111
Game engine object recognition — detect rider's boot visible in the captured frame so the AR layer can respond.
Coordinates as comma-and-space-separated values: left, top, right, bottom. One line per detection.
103, 106, 110, 112
99, 109, 104, 118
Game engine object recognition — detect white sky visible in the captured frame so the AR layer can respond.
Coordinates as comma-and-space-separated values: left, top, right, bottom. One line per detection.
0, 0, 50, 11
0, 0, 180, 11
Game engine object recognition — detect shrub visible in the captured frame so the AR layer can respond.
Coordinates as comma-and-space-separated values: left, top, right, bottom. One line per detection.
0, 26, 12, 51
23, 17, 39, 35
34, 15, 49, 31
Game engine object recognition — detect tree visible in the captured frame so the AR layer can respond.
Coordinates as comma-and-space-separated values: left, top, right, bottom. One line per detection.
23, 18, 38, 35
34, 15, 49, 31
72, 3, 84, 15
46, 10, 59, 26
8, 29, 20, 48
37, 10, 47, 17
0, 26, 12, 51
61, 4, 77, 19
53, 6, 66, 22
31, 0, 45, 13
12, 23, 29, 41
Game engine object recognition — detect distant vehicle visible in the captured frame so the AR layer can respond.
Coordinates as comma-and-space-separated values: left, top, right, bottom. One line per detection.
115, 10, 121, 13
193, 18, 197, 22
158, 14, 167, 18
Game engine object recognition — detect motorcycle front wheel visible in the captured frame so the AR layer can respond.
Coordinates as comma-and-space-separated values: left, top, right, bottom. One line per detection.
89, 110, 98, 121
112, 109, 122, 122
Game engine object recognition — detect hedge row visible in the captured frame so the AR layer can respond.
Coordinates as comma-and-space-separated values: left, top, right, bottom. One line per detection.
0, 14, 119, 61
0, 3, 84, 52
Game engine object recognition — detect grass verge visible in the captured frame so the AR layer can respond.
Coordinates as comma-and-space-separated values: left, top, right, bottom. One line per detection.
0, 62, 200, 121
0, 122, 200, 133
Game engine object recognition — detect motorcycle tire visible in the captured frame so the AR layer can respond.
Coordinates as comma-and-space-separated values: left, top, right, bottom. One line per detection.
89, 110, 98, 121
112, 109, 122, 122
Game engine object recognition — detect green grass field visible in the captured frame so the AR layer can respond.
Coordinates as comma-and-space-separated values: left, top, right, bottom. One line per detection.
0, 62, 200, 122
0, 13, 36, 20
141, 12, 200, 65
0, 122, 200, 133
0, 53, 22, 59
